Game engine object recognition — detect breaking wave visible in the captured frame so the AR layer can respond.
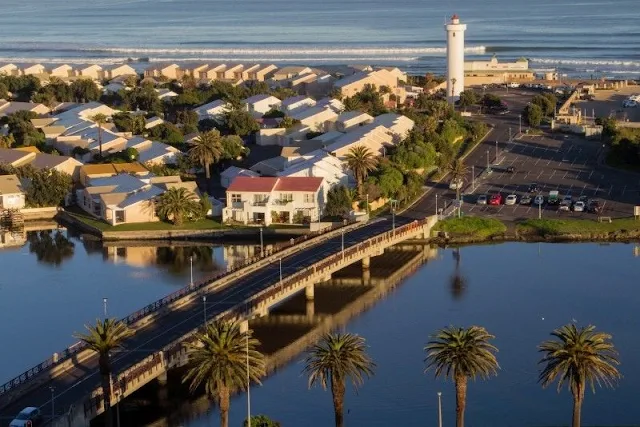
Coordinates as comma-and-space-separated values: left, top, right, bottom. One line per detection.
529, 57, 640, 68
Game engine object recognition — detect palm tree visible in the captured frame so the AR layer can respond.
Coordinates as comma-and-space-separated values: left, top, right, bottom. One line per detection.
425, 326, 499, 427
155, 187, 202, 226
344, 146, 378, 198
74, 319, 133, 427
303, 332, 375, 427
188, 130, 223, 180
182, 321, 265, 427
538, 324, 621, 427
90, 113, 108, 158
448, 159, 468, 202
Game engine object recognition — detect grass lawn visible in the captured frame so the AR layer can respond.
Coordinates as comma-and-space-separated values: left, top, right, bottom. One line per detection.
433, 216, 507, 239
65, 206, 226, 232
517, 217, 640, 236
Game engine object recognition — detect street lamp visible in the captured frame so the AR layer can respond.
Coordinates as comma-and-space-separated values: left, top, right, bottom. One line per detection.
437, 392, 442, 427
50, 386, 55, 421
341, 228, 345, 259
246, 332, 251, 427
115, 390, 122, 427
486, 150, 490, 171
103, 298, 108, 319
390, 199, 397, 234
259, 227, 264, 257
279, 258, 283, 292
189, 255, 194, 287
495, 140, 499, 162
471, 165, 475, 191
202, 296, 207, 327
435, 194, 438, 219
519, 114, 522, 134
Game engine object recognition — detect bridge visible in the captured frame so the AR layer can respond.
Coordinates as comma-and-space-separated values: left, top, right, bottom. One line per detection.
0, 214, 437, 427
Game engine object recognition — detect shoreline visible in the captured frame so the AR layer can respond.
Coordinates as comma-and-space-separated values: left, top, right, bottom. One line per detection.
430, 216, 640, 246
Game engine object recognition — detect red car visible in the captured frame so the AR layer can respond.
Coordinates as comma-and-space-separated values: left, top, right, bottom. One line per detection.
489, 194, 503, 205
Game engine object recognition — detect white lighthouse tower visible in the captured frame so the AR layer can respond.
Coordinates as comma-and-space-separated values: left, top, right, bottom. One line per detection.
445, 14, 466, 103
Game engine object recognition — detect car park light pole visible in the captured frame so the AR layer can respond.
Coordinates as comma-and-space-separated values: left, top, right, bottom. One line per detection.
437, 392, 443, 427
202, 295, 207, 327
435, 194, 438, 219
471, 165, 475, 191
259, 227, 264, 257
486, 150, 490, 172
495, 140, 499, 162
538, 195, 542, 219
103, 297, 108, 319
189, 255, 194, 287
50, 386, 55, 421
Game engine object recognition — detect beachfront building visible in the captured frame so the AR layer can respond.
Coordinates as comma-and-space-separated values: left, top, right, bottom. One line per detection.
101, 64, 137, 80
223, 176, 324, 225
0, 174, 26, 210
0, 101, 50, 117
144, 64, 181, 80
244, 64, 278, 81
76, 65, 103, 80
193, 99, 229, 122
78, 163, 149, 186
272, 66, 313, 81
220, 166, 259, 188
21, 64, 46, 76
280, 95, 316, 113
49, 64, 74, 78
244, 94, 281, 117
0, 148, 83, 181
290, 105, 339, 132
333, 68, 407, 103
0, 64, 18, 76
335, 111, 374, 132
324, 124, 395, 159
464, 55, 535, 85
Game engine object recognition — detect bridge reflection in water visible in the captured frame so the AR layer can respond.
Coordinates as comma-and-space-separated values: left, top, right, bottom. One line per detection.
120, 242, 438, 427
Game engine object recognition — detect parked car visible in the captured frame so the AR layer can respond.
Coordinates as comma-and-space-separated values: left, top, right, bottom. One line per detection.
520, 194, 532, 205
506, 166, 516, 174
559, 201, 571, 211
449, 178, 463, 190
505, 194, 517, 205
562, 195, 573, 205
533, 195, 545, 206
489, 194, 503, 205
10, 407, 41, 427
573, 201, 586, 212
528, 183, 539, 193
548, 190, 560, 205
477, 194, 488, 205
588, 199, 602, 214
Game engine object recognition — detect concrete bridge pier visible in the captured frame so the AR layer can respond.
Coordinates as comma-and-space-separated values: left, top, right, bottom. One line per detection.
305, 284, 315, 318
157, 371, 168, 386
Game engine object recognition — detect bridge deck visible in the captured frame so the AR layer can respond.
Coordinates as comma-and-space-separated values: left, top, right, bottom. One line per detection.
0, 217, 414, 423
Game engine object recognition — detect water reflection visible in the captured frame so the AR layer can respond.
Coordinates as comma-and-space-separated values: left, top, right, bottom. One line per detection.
27, 230, 75, 266
155, 246, 219, 275
449, 247, 467, 299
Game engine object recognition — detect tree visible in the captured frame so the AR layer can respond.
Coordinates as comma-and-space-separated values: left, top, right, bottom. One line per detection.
303, 333, 375, 427
0, 82, 8, 99
155, 187, 202, 226
221, 107, 259, 136
183, 321, 265, 427
74, 319, 133, 427
262, 108, 285, 119
425, 326, 499, 427
538, 324, 621, 427
90, 113, 109, 158
148, 122, 184, 145
220, 134, 247, 160
345, 145, 378, 197
481, 93, 503, 108
279, 116, 299, 129
532, 93, 557, 116
1, 110, 45, 147
458, 91, 478, 108
111, 112, 146, 134
324, 186, 352, 219
243, 415, 281, 427
188, 130, 223, 179
525, 104, 543, 127
20, 168, 72, 207
70, 79, 101, 102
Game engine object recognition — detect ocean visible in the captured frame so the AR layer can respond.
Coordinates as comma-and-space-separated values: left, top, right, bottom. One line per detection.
0, 0, 639, 78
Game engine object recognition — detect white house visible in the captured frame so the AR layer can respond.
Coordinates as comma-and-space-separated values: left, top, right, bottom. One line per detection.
21, 64, 46, 76
144, 116, 164, 129
324, 124, 394, 159
125, 137, 181, 165
244, 94, 281, 117
335, 111, 374, 132
76, 65, 103, 80
277, 150, 349, 190
223, 176, 324, 225
280, 95, 316, 113
49, 64, 74, 78
0, 174, 26, 210
0, 63, 18, 76
373, 113, 415, 142
290, 106, 339, 132
102, 64, 137, 80
315, 98, 345, 112
156, 88, 178, 100
193, 99, 228, 122
220, 166, 259, 188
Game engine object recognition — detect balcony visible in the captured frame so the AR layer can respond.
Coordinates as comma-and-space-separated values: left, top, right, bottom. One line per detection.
272, 199, 292, 206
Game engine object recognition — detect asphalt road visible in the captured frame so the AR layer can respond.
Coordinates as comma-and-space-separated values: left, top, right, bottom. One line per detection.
0, 217, 412, 424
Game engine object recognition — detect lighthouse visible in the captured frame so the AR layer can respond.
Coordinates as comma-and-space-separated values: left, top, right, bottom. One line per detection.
445, 14, 466, 103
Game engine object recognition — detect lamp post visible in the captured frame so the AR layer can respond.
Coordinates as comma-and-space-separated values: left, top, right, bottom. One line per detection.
509, 127, 512, 142
279, 258, 283, 292
259, 227, 264, 257
495, 140, 498, 162
486, 150, 490, 171
435, 194, 438, 219
202, 295, 207, 327
50, 386, 55, 421
341, 229, 345, 259
115, 390, 121, 427
538, 197, 542, 219
246, 332, 251, 427
519, 114, 522, 134
103, 298, 108, 319
189, 255, 194, 287
437, 392, 443, 427
390, 200, 397, 234
471, 165, 475, 191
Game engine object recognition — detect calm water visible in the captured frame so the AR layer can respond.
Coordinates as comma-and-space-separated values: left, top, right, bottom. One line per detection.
159, 242, 640, 427
0, 228, 266, 385
0, 0, 639, 77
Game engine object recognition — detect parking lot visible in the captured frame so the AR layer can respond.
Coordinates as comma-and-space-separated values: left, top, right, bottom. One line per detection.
462, 132, 640, 220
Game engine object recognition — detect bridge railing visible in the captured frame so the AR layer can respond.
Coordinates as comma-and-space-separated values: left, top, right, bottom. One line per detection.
74, 217, 434, 420
0, 221, 359, 397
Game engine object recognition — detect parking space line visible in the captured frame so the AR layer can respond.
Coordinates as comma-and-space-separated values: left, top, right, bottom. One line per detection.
563, 171, 568, 179
550, 170, 555, 179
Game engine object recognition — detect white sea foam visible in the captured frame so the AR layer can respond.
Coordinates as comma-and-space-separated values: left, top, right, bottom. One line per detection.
81, 46, 487, 55
530, 57, 640, 68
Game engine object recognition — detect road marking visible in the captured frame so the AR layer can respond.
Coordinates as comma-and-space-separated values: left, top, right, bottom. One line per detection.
563, 171, 568, 179
537, 169, 543, 178
608, 185, 613, 196
580, 184, 586, 195
550, 170, 556, 179
595, 185, 600, 194
589, 170, 594, 180
547, 159, 552, 166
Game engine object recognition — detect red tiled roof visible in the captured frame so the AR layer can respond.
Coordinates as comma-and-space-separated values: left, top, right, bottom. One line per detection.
227, 176, 323, 193
227, 176, 278, 192
274, 177, 323, 192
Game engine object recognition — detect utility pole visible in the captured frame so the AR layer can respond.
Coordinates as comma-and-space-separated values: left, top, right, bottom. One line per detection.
259, 227, 264, 257
435, 194, 438, 219
519, 114, 522, 134
202, 296, 207, 327
437, 392, 443, 427
495, 140, 499, 162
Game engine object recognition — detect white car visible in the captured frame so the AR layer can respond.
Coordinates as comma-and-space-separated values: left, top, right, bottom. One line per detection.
623, 100, 637, 108
477, 194, 488, 205
10, 407, 41, 427
505, 194, 517, 205
573, 201, 586, 212
449, 179, 463, 190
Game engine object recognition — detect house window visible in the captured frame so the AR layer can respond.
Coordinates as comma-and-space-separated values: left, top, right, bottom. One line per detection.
280, 193, 293, 202
304, 193, 314, 203
115, 210, 125, 223
253, 194, 268, 205
231, 194, 241, 203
